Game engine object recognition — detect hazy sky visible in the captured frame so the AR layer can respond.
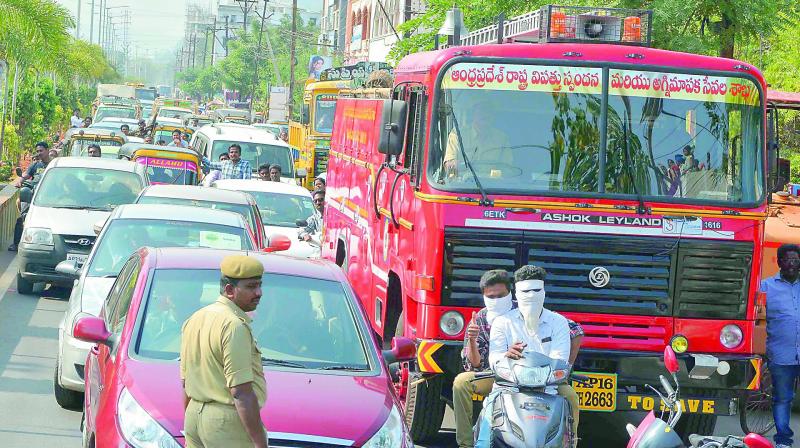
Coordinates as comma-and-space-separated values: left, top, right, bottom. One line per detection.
56, 0, 196, 55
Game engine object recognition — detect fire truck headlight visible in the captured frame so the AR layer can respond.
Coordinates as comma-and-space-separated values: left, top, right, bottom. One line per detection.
720, 324, 743, 349
440, 311, 465, 336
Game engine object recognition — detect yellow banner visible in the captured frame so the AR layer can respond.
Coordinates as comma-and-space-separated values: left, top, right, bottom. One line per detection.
609, 69, 760, 106
442, 63, 603, 94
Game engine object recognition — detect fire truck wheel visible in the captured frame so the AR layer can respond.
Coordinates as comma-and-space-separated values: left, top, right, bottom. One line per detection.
676, 413, 717, 442
404, 372, 446, 442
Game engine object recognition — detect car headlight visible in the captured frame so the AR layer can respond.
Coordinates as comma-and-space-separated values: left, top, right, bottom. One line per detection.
118, 388, 180, 448
22, 227, 54, 246
439, 311, 465, 336
362, 406, 412, 448
720, 324, 743, 349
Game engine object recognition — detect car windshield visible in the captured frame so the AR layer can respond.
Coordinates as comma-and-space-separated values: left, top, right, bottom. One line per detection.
211, 140, 292, 175
314, 94, 337, 134
137, 195, 257, 232
70, 140, 124, 159
90, 123, 140, 134
158, 110, 193, 121
136, 89, 156, 101
96, 107, 137, 121
87, 219, 252, 276
430, 63, 764, 205
135, 268, 372, 370
243, 191, 314, 227
142, 159, 198, 185
33, 167, 143, 209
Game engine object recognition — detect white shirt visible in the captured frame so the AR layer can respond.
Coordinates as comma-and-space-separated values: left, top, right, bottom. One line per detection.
488, 308, 571, 369
70, 115, 83, 128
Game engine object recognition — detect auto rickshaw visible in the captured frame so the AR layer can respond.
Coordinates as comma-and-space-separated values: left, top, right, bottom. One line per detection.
63, 128, 128, 158
151, 123, 194, 146
118, 144, 202, 185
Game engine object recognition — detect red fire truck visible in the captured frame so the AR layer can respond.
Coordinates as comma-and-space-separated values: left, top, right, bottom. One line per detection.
322, 5, 774, 442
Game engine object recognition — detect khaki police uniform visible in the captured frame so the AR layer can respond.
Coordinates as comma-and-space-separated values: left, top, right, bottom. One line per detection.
180, 256, 266, 448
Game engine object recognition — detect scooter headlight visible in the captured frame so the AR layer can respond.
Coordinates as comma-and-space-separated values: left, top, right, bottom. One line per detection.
513, 365, 549, 388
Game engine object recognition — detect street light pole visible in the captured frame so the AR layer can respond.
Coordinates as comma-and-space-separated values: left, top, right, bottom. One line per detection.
0, 61, 9, 159
287, 0, 297, 120
90, 0, 95, 43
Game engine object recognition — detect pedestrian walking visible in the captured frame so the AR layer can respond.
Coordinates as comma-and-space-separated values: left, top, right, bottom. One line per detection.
180, 255, 268, 448
762, 243, 800, 448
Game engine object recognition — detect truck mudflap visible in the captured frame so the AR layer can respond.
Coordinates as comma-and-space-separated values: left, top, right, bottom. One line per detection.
617, 393, 737, 416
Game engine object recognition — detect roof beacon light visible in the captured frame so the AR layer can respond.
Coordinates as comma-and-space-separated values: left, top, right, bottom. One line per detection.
443, 4, 652, 49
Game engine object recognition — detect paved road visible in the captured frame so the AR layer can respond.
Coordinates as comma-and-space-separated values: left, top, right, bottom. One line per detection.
0, 249, 795, 448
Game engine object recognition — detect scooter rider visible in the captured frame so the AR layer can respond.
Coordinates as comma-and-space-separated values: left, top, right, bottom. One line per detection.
486, 265, 582, 446
455, 268, 584, 448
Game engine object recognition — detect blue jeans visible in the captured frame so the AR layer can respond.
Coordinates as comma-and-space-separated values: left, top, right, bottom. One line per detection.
770, 363, 800, 446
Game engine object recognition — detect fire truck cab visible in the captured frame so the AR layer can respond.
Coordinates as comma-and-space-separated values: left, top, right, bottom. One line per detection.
323, 5, 775, 442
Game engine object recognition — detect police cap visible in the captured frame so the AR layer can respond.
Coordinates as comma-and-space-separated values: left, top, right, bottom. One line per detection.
220, 255, 264, 279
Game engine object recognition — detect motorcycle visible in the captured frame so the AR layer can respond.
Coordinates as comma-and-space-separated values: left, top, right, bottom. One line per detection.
473, 350, 582, 448
626, 346, 772, 448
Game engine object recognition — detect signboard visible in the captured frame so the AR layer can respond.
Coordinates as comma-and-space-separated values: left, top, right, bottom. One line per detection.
608, 69, 760, 106
441, 63, 603, 94
319, 62, 394, 86
268, 87, 288, 123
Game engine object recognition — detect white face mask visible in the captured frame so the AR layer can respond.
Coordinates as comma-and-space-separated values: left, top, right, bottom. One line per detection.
483, 292, 513, 324
516, 279, 545, 334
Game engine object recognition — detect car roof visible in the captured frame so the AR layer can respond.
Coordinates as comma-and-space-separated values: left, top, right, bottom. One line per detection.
195, 124, 288, 147
98, 117, 139, 124
213, 179, 311, 196
48, 156, 145, 173
159, 107, 193, 113
148, 247, 343, 281
110, 203, 248, 227
139, 184, 254, 205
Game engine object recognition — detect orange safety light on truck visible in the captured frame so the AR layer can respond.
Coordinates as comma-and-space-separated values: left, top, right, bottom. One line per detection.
322, 4, 772, 443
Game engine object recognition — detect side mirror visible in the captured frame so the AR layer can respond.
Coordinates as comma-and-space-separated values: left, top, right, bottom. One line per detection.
73, 316, 111, 346
263, 234, 291, 253
93, 218, 107, 235
382, 337, 416, 364
55, 260, 82, 278
301, 104, 310, 125
663, 345, 679, 374
743, 433, 773, 448
15, 167, 22, 177
777, 158, 791, 193
296, 168, 308, 179
295, 219, 308, 228
378, 99, 407, 156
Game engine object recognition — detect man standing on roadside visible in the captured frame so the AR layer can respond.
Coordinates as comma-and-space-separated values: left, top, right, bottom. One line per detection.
70, 110, 83, 128
203, 144, 252, 180
762, 243, 800, 448
181, 255, 268, 448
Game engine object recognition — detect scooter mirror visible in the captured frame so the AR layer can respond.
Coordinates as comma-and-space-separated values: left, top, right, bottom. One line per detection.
743, 433, 772, 448
664, 346, 679, 374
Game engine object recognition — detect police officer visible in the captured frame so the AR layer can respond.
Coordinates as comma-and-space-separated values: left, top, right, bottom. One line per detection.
180, 255, 268, 448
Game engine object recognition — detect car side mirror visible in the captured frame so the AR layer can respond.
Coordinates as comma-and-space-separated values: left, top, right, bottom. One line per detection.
296, 168, 307, 179
382, 337, 416, 364
55, 260, 82, 278
15, 167, 22, 177
664, 346, 679, 374
295, 219, 308, 228
263, 234, 291, 253
73, 316, 111, 346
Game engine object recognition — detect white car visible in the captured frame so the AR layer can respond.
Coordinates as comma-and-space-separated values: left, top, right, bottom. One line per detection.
212, 179, 318, 257
54, 203, 257, 409
17, 157, 147, 294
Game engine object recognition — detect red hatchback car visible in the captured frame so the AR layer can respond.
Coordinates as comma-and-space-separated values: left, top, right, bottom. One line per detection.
75, 247, 416, 448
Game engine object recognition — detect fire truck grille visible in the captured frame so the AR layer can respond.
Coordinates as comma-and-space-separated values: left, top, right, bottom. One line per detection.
442, 228, 751, 320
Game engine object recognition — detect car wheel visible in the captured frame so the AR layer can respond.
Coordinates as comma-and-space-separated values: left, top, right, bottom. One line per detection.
53, 362, 83, 410
16, 272, 34, 295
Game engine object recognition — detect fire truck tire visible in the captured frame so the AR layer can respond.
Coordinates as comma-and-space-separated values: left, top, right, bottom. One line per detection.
404, 372, 446, 442
676, 413, 717, 442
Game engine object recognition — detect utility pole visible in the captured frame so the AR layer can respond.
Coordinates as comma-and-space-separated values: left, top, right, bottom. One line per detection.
90, 0, 95, 43
225, 16, 230, 56
249, 0, 268, 117
76, 0, 82, 39
99, 0, 105, 46
210, 17, 217, 65
235, 0, 258, 34
288, 0, 297, 120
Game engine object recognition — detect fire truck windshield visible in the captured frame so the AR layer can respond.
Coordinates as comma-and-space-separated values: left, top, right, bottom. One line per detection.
430, 62, 764, 206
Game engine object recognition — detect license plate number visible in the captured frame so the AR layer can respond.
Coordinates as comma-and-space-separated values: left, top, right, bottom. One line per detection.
66, 253, 88, 265
572, 372, 617, 412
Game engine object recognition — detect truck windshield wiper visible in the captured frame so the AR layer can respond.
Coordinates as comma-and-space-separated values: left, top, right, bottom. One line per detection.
261, 357, 307, 369
621, 123, 649, 215
318, 364, 368, 371
445, 105, 493, 207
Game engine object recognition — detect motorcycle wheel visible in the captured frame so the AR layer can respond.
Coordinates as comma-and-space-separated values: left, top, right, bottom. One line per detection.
739, 366, 775, 435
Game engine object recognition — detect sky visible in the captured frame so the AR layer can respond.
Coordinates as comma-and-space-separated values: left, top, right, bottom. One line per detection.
55, 0, 193, 54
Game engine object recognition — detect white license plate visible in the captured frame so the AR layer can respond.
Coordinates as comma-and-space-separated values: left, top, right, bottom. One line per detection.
66, 253, 88, 265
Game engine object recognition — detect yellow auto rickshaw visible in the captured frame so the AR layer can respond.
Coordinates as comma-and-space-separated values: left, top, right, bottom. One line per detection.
118, 143, 202, 185
151, 123, 194, 146
63, 128, 128, 158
